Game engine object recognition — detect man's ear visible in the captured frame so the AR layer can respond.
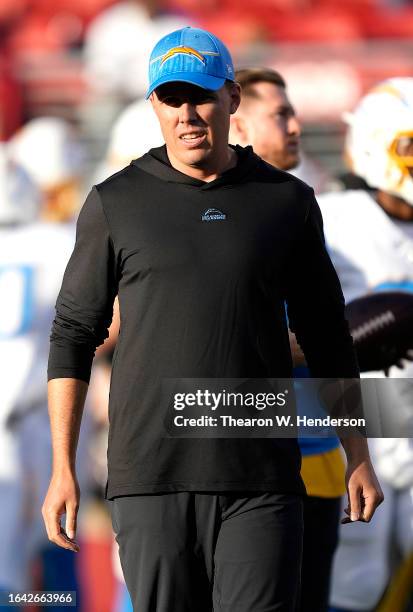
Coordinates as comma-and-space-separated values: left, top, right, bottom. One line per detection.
229, 83, 241, 115
229, 114, 249, 146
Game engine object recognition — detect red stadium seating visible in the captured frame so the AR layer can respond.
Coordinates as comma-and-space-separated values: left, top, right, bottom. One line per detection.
0, 53, 23, 140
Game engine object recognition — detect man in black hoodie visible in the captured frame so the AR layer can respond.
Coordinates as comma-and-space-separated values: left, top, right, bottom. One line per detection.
42, 26, 383, 612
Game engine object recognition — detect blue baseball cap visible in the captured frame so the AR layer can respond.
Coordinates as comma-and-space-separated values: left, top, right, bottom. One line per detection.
146, 26, 235, 99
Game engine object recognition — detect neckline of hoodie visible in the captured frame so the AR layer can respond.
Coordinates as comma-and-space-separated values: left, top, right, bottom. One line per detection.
132, 144, 259, 190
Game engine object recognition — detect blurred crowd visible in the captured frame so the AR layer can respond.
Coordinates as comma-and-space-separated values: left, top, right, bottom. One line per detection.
1, 0, 413, 139
2, 1, 413, 612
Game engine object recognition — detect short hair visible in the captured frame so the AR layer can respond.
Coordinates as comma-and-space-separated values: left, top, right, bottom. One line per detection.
235, 68, 286, 100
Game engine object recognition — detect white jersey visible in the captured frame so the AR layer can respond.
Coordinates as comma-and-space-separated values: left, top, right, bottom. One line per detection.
0, 222, 74, 477
318, 189, 413, 300
318, 188, 413, 481
321, 191, 413, 609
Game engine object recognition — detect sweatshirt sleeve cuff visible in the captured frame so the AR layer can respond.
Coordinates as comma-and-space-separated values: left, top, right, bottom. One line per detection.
47, 342, 95, 383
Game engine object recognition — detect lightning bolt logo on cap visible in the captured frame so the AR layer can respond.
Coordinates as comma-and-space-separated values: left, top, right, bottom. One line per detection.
160, 46, 206, 66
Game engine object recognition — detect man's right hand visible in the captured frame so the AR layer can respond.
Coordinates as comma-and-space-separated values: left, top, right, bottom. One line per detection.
42, 472, 80, 552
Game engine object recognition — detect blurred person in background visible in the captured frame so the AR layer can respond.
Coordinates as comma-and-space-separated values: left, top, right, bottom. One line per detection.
94, 97, 164, 183
315, 78, 413, 612
229, 68, 301, 171
230, 67, 348, 612
10, 117, 84, 224
6, 117, 90, 604
82, 0, 189, 137
0, 144, 40, 607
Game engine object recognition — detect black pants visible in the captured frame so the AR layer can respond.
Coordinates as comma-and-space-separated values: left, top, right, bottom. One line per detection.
111, 492, 303, 612
300, 495, 341, 612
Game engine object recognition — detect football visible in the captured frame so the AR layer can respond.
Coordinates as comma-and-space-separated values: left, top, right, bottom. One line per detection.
345, 291, 413, 373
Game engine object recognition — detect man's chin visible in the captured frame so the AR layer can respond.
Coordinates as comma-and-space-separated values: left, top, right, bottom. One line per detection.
263, 153, 300, 172
282, 155, 300, 172
180, 148, 211, 168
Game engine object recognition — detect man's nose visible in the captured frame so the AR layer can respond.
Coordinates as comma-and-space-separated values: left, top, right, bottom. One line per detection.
288, 115, 301, 136
179, 102, 198, 123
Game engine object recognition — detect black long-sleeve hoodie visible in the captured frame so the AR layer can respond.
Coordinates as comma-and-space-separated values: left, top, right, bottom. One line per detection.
48, 145, 358, 499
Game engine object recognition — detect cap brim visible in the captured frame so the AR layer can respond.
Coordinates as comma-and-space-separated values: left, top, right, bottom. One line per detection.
145, 72, 226, 99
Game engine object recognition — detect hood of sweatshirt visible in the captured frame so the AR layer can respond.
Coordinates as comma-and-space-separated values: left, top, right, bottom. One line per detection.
132, 144, 261, 190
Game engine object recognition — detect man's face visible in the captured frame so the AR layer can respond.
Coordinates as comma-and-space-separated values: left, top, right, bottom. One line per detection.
150, 81, 240, 173
235, 82, 301, 171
